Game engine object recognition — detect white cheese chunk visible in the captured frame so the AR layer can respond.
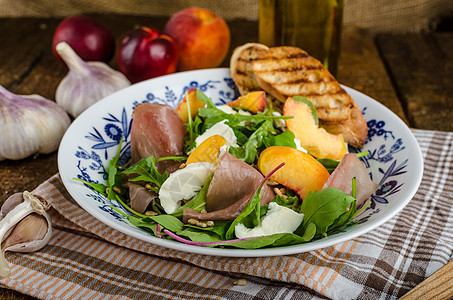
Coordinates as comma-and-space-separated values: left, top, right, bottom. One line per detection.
216, 105, 237, 115
217, 105, 251, 126
234, 202, 304, 239
217, 105, 251, 116
159, 162, 216, 214
192, 121, 238, 152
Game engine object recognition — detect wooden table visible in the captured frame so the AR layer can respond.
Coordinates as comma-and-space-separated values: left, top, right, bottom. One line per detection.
0, 15, 451, 299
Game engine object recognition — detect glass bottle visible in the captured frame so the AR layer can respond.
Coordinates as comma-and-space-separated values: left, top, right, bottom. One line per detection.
259, 0, 344, 76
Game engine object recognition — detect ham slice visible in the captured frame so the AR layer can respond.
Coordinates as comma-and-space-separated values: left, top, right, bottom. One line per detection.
130, 103, 186, 173
128, 182, 158, 214
183, 151, 275, 221
323, 153, 379, 207
183, 194, 252, 222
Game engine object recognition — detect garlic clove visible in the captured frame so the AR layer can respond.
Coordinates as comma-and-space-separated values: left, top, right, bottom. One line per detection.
1, 193, 24, 242
0, 191, 52, 279
0, 85, 71, 161
55, 42, 131, 118
2, 214, 49, 251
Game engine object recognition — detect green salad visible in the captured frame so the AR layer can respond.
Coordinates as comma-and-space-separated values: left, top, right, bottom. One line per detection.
76, 90, 370, 249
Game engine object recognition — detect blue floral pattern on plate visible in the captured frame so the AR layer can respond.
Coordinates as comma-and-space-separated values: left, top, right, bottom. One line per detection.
74, 77, 240, 222
74, 77, 407, 227
59, 68, 423, 256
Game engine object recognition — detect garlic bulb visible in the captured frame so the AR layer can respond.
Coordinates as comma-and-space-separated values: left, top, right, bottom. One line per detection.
0, 85, 71, 160
0, 192, 52, 279
55, 42, 131, 118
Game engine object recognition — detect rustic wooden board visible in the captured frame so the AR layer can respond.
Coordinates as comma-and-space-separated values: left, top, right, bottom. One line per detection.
376, 32, 453, 131
0, 19, 58, 90
338, 26, 408, 124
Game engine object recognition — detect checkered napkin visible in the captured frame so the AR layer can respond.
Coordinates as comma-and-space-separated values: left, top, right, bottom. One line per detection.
1, 129, 452, 300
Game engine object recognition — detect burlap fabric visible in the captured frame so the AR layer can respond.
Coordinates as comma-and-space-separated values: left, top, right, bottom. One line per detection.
0, 0, 451, 33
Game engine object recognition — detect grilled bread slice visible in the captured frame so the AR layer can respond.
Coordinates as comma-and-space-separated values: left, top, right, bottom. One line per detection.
230, 43, 284, 109
250, 46, 367, 148
230, 43, 269, 95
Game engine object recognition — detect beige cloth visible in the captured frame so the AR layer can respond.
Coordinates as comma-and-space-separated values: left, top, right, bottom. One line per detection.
0, 0, 451, 33
1, 129, 453, 299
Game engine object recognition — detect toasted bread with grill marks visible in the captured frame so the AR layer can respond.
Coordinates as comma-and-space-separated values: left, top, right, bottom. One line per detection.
250, 46, 367, 148
230, 43, 283, 109
230, 43, 269, 95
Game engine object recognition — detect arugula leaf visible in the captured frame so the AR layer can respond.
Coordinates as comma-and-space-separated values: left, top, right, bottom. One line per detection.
163, 225, 316, 249
196, 89, 217, 108
231, 127, 249, 145
183, 221, 231, 239
237, 193, 261, 229
107, 139, 124, 200
199, 107, 290, 129
121, 155, 168, 192
273, 193, 302, 212
157, 156, 187, 163
145, 214, 184, 232
128, 215, 159, 235
175, 221, 231, 243
185, 90, 194, 143
73, 178, 107, 195
293, 96, 318, 125
264, 130, 297, 148
113, 194, 149, 218
328, 201, 356, 232
225, 186, 263, 240
126, 207, 185, 236
190, 90, 292, 165
317, 152, 370, 174
259, 204, 269, 219
356, 150, 370, 158
196, 90, 289, 129
214, 229, 316, 249
327, 179, 357, 233
327, 177, 358, 232
175, 227, 223, 243
229, 120, 274, 164
297, 187, 356, 238
184, 114, 203, 153
317, 158, 340, 174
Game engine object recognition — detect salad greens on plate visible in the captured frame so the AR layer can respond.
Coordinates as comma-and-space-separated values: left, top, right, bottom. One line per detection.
76, 90, 370, 249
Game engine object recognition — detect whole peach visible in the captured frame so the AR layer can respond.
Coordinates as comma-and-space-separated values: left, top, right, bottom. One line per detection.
164, 7, 231, 71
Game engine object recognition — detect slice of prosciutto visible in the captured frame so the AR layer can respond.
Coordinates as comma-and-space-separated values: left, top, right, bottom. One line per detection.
130, 103, 186, 173
183, 194, 254, 222
183, 151, 275, 222
127, 182, 158, 214
323, 153, 379, 207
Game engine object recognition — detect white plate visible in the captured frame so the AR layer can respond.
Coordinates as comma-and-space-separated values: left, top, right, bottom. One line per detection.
58, 68, 423, 257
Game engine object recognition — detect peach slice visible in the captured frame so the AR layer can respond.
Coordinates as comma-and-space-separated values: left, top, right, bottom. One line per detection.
227, 91, 266, 113
257, 146, 330, 198
176, 88, 206, 123
283, 97, 347, 160
186, 135, 227, 165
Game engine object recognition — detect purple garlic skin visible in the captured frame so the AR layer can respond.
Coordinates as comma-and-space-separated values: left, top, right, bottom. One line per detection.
0, 85, 71, 160
55, 42, 131, 118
